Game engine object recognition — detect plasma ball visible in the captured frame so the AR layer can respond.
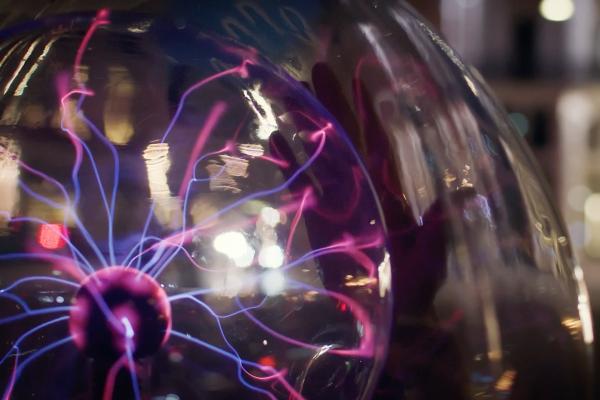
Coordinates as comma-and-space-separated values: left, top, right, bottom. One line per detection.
69, 267, 171, 360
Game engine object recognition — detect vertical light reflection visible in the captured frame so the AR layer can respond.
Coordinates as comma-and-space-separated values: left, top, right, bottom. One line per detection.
377, 252, 391, 298
584, 193, 600, 258
60, 97, 91, 140
482, 286, 503, 365
104, 66, 135, 145
14, 37, 58, 97
573, 266, 595, 344
358, 24, 394, 81
0, 39, 25, 69
143, 143, 181, 229
210, 231, 256, 297
360, 23, 436, 220
0, 137, 20, 232
256, 205, 280, 242
388, 119, 435, 222
242, 83, 278, 140
3, 38, 42, 96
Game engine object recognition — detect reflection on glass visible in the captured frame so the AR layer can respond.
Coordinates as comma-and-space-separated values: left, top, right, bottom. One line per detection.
104, 66, 135, 145
0, 6, 390, 399
143, 142, 182, 229
0, 137, 19, 231
0, 1, 593, 400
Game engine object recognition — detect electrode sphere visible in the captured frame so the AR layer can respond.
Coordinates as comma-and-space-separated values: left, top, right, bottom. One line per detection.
0, 1, 595, 400
69, 267, 172, 360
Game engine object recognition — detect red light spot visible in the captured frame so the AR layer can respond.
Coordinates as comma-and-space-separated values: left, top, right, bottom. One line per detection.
258, 355, 276, 368
337, 302, 347, 312
96, 8, 110, 22
38, 224, 67, 250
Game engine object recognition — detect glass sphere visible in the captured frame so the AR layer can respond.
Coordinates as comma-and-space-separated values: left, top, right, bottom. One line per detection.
0, 1, 594, 400
0, 7, 391, 400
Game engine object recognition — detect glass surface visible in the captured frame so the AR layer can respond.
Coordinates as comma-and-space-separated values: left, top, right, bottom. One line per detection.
0, 1, 593, 399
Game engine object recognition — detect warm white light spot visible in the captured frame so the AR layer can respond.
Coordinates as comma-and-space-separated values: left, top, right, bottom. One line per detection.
261, 269, 285, 296
128, 20, 152, 33
539, 0, 575, 22
464, 75, 478, 96
494, 369, 517, 392
584, 194, 600, 223
260, 207, 281, 227
258, 245, 284, 269
377, 252, 391, 298
242, 83, 278, 140
0, 137, 20, 230
104, 66, 135, 145
573, 266, 594, 344
223, 269, 246, 296
213, 231, 255, 268
213, 231, 246, 254
143, 143, 182, 229
121, 317, 134, 339
238, 143, 264, 157
233, 246, 255, 268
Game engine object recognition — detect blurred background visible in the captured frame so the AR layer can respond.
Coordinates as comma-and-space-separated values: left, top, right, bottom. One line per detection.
407, 0, 600, 388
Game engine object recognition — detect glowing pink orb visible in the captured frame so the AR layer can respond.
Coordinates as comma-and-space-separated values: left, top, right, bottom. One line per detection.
69, 267, 171, 360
